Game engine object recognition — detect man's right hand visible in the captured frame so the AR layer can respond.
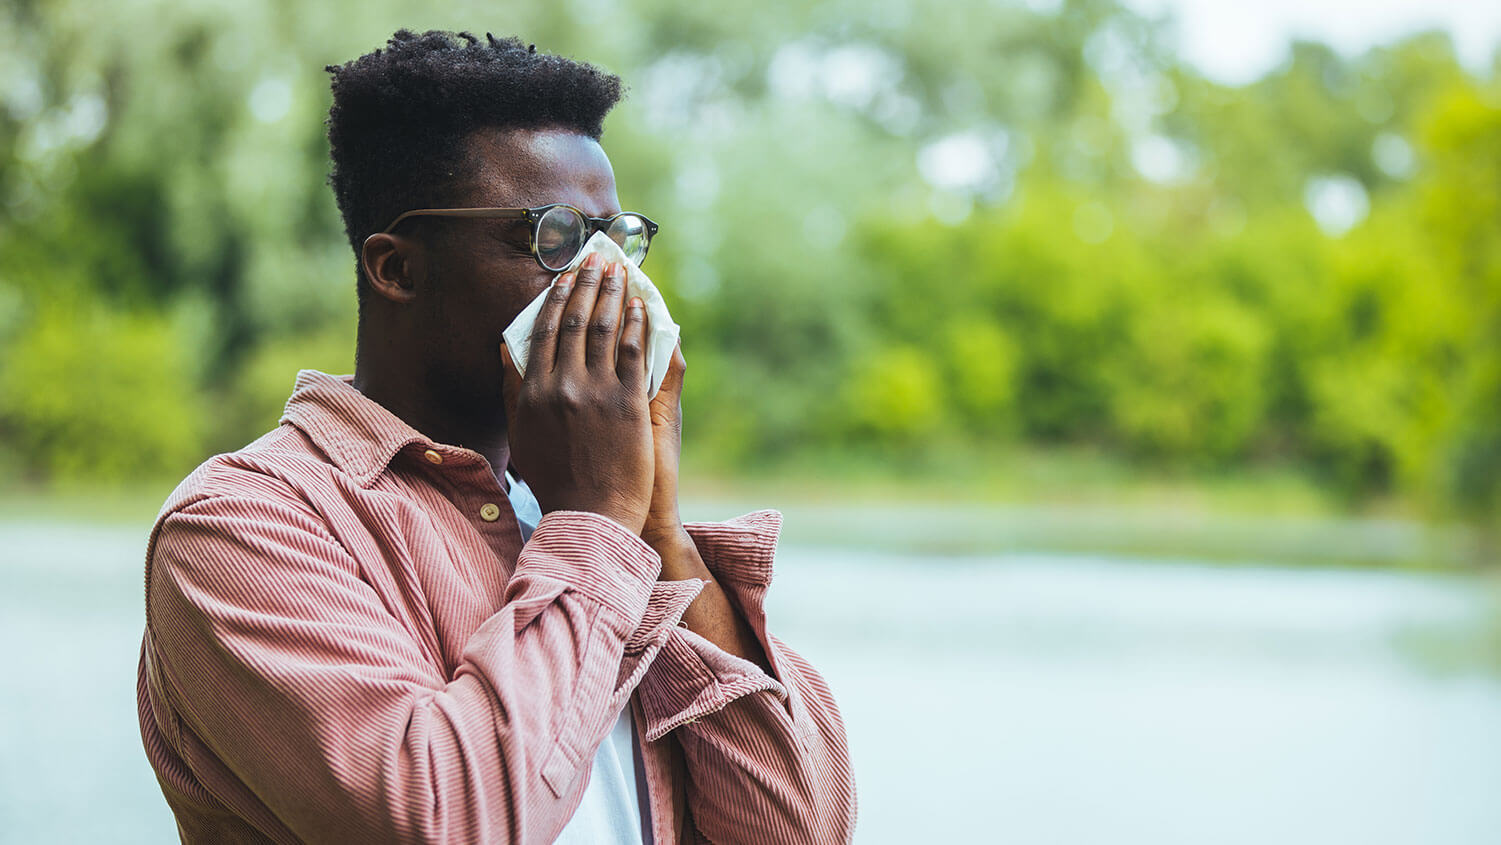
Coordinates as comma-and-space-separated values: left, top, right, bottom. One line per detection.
499, 253, 655, 534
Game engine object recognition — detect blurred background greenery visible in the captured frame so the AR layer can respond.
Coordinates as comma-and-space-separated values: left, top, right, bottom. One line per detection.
2, 0, 1499, 550
3, 0, 1499, 563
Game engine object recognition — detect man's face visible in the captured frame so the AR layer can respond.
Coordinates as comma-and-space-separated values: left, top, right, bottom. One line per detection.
417, 126, 624, 424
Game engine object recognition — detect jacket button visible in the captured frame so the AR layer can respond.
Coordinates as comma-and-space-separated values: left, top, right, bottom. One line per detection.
479, 503, 501, 522
423, 449, 443, 465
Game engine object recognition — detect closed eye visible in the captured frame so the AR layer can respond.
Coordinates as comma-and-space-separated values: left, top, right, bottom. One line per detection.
486, 224, 533, 254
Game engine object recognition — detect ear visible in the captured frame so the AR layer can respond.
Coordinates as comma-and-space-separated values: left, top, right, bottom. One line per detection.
360, 232, 427, 304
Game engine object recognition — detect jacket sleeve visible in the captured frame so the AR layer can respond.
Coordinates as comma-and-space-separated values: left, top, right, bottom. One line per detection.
632, 510, 857, 844
143, 493, 703, 844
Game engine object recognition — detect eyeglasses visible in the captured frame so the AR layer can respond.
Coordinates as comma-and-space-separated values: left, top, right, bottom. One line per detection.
379, 204, 659, 272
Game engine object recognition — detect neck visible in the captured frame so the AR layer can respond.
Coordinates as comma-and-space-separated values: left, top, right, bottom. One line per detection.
352, 341, 510, 482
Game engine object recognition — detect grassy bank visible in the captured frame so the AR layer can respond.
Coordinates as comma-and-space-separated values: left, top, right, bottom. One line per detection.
1, 446, 1488, 570
682, 445, 1488, 570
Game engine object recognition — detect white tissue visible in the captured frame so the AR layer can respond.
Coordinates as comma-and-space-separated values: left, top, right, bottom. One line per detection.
502, 230, 681, 398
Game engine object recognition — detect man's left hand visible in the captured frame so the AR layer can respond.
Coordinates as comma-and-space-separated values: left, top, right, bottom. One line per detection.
642, 344, 688, 549
637, 343, 773, 672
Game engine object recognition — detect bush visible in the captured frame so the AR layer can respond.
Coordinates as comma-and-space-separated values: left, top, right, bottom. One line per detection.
0, 301, 206, 483
839, 345, 946, 444
942, 319, 1018, 436
1105, 295, 1269, 461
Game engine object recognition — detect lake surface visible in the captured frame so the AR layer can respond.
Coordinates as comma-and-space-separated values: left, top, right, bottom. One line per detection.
2, 516, 1498, 843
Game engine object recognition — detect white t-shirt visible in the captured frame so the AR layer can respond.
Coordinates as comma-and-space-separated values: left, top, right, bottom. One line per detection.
506, 472, 654, 844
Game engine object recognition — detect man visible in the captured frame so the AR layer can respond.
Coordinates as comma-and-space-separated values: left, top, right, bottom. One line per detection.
136, 30, 855, 844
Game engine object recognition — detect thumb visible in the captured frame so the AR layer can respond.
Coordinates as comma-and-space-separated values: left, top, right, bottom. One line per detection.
650, 343, 686, 414
499, 341, 522, 428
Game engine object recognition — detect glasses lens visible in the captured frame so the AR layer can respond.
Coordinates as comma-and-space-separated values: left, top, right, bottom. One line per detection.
607, 214, 651, 265
535, 206, 586, 270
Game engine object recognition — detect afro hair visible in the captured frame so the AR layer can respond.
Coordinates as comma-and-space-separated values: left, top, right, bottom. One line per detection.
325, 30, 624, 304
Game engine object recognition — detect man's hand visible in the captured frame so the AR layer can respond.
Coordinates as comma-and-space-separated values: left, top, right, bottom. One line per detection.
636, 344, 772, 670
499, 254, 654, 534
642, 345, 688, 548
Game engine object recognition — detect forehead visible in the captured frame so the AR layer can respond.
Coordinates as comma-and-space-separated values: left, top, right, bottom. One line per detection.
460, 127, 619, 215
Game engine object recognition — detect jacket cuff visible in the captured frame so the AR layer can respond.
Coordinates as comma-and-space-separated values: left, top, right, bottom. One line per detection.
615, 578, 707, 693
636, 626, 789, 742
510, 510, 662, 624
681, 510, 800, 689
682, 510, 781, 588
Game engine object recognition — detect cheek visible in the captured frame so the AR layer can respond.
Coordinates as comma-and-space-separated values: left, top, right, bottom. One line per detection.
427, 255, 499, 326
508, 275, 552, 318
428, 246, 555, 343
495, 266, 554, 328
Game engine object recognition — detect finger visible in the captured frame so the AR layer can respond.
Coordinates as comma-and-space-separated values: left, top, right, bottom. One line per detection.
650, 342, 685, 412
556, 252, 604, 370
617, 295, 648, 393
499, 341, 522, 429
527, 272, 576, 374
587, 261, 627, 372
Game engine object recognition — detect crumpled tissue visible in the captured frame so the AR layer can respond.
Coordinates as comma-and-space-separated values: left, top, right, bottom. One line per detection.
502, 230, 681, 398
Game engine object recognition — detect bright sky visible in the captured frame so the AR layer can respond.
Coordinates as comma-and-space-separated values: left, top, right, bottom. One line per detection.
1117, 0, 1501, 84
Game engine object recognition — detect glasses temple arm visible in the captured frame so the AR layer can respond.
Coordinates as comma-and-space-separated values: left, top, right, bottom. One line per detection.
381, 207, 531, 234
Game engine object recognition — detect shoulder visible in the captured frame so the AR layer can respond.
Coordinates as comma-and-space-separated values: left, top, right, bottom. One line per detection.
144, 424, 357, 583
155, 423, 339, 523
144, 425, 361, 606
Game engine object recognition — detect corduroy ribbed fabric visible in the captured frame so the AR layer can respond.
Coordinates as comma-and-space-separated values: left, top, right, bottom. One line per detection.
136, 370, 856, 844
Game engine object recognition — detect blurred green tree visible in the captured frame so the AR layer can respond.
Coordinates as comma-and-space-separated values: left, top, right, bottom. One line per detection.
0, 0, 1496, 538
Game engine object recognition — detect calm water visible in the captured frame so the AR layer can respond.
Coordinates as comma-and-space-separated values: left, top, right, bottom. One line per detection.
2, 518, 1499, 843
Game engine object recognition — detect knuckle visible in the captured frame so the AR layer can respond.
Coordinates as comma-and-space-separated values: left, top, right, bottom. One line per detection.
561, 313, 589, 333
553, 383, 585, 411
618, 338, 643, 359
589, 318, 617, 337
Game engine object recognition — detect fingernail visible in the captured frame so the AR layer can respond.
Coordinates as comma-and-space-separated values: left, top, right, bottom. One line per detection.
629, 296, 643, 308
608, 262, 624, 280
555, 272, 574, 288
583, 253, 602, 269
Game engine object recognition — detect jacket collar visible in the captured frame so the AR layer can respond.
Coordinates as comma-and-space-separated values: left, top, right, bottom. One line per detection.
279, 370, 432, 487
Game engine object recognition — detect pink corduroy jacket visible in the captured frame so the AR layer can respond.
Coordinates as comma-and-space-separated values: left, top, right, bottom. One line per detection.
136, 370, 856, 844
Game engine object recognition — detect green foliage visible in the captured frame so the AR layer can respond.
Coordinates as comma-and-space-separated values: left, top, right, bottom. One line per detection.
1, 0, 1498, 531
1104, 294, 1269, 461
0, 300, 205, 482
941, 319, 1018, 434
1411, 87, 1501, 524
840, 345, 945, 443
